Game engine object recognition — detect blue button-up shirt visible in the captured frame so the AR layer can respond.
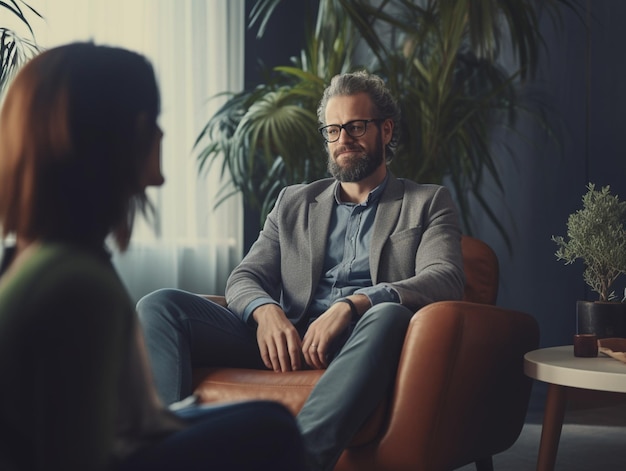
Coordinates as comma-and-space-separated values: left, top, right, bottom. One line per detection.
306, 176, 400, 317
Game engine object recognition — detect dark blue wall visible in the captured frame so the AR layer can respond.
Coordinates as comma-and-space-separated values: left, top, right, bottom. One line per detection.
474, 1, 626, 349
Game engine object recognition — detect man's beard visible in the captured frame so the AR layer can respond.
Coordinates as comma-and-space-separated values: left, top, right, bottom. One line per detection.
327, 136, 384, 182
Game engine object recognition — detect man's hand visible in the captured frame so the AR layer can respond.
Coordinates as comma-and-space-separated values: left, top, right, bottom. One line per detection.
253, 304, 302, 372
302, 303, 352, 369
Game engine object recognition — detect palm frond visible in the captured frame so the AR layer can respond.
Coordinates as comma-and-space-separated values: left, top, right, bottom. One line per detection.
0, 1, 41, 96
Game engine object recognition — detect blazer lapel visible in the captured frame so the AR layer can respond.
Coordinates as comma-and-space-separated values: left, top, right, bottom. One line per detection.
308, 184, 335, 295
370, 175, 404, 283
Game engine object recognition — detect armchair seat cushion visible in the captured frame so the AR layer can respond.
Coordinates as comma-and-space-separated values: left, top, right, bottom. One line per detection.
192, 367, 387, 446
192, 368, 321, 415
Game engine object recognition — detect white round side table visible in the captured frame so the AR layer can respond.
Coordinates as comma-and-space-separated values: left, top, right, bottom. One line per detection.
524, 345, 626, 471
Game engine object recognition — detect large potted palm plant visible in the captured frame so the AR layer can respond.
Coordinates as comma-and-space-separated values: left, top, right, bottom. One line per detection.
195, 0, 580, 247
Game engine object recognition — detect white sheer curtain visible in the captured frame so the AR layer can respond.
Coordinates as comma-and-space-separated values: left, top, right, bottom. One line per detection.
27, 0, 244, 302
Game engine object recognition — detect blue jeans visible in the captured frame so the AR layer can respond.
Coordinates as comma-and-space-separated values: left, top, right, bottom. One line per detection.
117, 400, 304, 471
137, 288, 412, 471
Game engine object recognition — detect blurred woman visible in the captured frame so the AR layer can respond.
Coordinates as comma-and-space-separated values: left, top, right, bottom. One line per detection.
0, 42, 303, 471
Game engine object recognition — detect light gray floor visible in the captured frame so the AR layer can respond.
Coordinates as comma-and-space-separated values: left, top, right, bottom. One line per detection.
457, 386, 626, 471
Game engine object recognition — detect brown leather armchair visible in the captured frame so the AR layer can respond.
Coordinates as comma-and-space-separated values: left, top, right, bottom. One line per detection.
192, 236, 540, 471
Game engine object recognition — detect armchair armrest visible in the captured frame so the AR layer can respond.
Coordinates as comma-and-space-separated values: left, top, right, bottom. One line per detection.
338, 300, 539, 471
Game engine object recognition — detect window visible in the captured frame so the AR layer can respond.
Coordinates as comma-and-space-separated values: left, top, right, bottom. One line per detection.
26, 0, 245, 300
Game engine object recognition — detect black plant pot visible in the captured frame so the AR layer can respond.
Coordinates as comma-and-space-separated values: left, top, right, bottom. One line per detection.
576, 300, 626, 338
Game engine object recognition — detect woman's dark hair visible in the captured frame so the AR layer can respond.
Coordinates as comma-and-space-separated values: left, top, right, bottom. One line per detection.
0, 42, 160, 250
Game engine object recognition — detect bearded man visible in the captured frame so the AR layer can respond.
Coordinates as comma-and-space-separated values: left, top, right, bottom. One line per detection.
137, 71, 465, 471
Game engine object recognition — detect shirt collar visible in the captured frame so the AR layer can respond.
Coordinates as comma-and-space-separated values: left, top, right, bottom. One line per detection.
333, 173, 389, 206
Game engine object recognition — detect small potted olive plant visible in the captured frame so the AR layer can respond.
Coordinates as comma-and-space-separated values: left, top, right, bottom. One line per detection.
552, 183, 626, 338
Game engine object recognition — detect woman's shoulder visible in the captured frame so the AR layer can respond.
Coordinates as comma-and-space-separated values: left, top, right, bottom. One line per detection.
0, 242, 132, 326
3, 242, 119, 288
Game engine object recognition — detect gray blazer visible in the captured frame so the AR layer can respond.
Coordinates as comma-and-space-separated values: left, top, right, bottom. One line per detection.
225, 174, 465, 325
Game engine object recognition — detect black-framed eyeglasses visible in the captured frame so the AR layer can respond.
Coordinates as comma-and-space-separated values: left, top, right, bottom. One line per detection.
318, 119, 384, 143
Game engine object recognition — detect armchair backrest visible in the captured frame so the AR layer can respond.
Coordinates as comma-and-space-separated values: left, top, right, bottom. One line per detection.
461, 235, 499, 305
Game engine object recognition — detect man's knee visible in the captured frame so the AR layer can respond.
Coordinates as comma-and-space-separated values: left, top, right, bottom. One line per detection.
136, 288, 186, 326
363, 302, 413, 327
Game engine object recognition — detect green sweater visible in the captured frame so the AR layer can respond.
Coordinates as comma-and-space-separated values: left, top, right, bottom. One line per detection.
0, 242, 182, 471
